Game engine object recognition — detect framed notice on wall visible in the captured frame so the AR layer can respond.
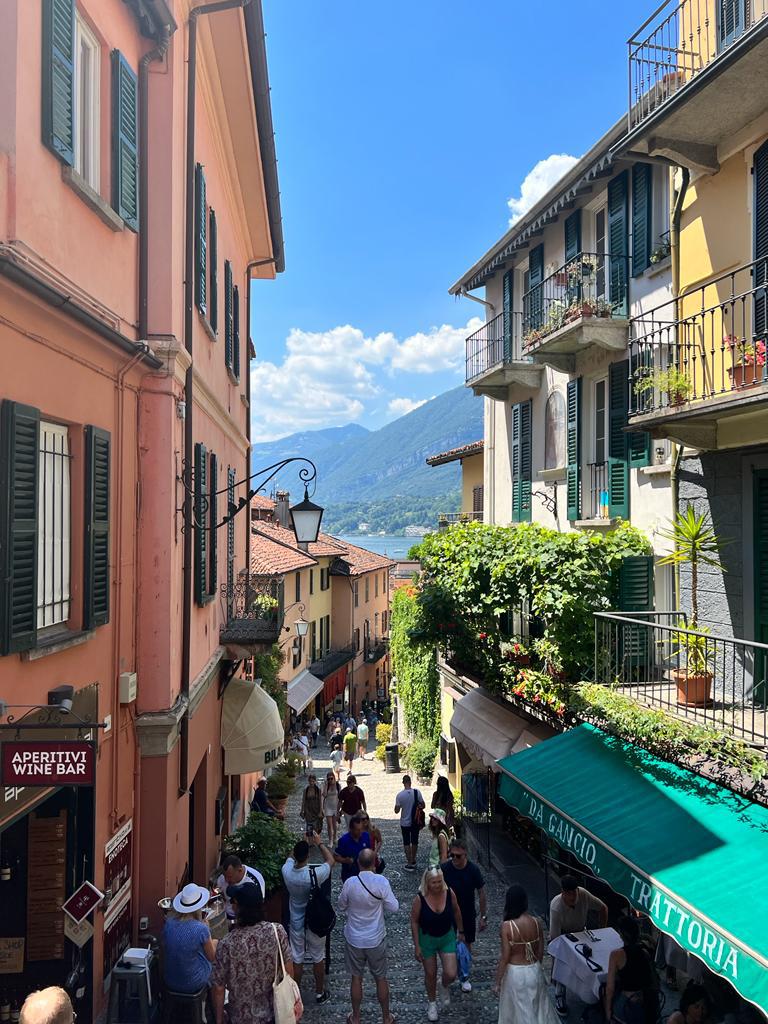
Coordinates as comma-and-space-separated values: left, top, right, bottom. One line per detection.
0, 938, 24, 974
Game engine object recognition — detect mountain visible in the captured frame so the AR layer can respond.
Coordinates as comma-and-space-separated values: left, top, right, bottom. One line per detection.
250, 386, 482, 521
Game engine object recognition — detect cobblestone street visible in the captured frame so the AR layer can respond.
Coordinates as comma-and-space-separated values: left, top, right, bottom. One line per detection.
283, 741, 510, 1024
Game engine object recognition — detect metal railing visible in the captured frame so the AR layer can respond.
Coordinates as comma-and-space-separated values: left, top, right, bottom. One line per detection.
628, 257, 768, 417
438, 511, 483, 529
522, 252, 629, 347
586, 462, 609, 520
219, 576, 284, 646
309, 639, 357, 678
628, 0, 768, 131
594, 611, 768, 746
364, 636, 389, 663
465, 311, 528, 382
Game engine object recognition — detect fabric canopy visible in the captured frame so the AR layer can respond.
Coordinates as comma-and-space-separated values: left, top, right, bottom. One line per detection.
450, 688, 553, 771
221, 679, 284, 775
497, 724, 768, 1012
287, 669, 325, 712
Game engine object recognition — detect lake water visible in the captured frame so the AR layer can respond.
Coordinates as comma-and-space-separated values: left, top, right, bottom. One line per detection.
338, 534, 422, 560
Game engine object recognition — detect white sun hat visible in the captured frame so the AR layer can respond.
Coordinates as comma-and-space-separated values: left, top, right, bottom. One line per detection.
172, 883, 210, 914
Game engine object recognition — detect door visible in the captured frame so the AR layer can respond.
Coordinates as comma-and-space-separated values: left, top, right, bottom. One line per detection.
595, 208, 607, 301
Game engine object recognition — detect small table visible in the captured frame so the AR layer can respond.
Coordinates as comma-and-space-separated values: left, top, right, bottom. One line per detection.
547, 927, 623, 1005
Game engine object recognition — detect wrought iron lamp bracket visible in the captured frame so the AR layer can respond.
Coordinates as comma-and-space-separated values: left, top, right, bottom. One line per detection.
531, 486, 558, 517
0, 704, 108, 737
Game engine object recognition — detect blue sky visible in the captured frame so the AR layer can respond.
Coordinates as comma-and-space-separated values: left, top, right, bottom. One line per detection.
250, 1, 637, 441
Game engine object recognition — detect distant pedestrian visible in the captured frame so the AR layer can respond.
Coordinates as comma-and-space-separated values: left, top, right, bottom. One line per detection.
281, 835, 335, 1006
441, 839, 487, 992
411, 867, 463, 1022
394, 774, 425, 871
322, 772, 341, 844
356, 717, 370, 759
338, 849, 399, 1024
431, 776, 455, 830
309, 713, 321, 748
494, 884, 556, 1024
300, 774, 324, 834
217, 855, 265, 924
346, 713, 357, 732
343, 726, 357, 769
293, 730, 311, 773
338, 775, 367, 830
334, 814, 372, 881
427, 809, 451, 869
250, 777, 281, 818
330, 741, 345, 782
20, 988, 74, 1024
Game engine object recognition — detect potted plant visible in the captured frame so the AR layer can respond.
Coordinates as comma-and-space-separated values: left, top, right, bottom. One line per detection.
659, 507, 729, 707
265, 766, 295, 815
403, 738, 438, 784
532, 637, 566, 682
725, 336, 766, 390
634, 366, 692, 406
650, 234, 671, 264
501, 640, 531, 667
595, 299, 614, 318
223, 812, 296, 922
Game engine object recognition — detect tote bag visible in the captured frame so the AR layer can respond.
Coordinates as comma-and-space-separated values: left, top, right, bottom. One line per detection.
272, 923, 303, 1024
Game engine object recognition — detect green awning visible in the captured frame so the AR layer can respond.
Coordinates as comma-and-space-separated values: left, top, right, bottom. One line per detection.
497, 724, 768, 1013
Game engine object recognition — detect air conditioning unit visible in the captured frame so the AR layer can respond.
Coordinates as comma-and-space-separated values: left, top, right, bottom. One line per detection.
119, 672, 137, 705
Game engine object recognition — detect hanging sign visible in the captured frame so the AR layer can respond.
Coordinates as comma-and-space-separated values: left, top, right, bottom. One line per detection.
62, 881, 103, 924
63, 917, 94, 949
0, 938, 24, 974
1, 741, 95, 786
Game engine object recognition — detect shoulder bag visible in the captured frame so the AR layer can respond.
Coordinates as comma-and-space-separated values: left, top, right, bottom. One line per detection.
272, 923, 303, 1024
413, 789, 426, 830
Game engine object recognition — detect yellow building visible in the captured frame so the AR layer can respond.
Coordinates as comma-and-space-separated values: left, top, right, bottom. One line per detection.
426, 440, 484, 528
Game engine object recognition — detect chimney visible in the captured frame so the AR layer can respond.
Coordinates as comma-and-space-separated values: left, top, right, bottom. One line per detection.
275, 491, 290, 529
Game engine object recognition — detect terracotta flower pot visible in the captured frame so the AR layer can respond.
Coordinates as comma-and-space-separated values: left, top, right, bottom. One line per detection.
728, 363, 762, 390
671, 668, 712, 707
270, 796, 288, 816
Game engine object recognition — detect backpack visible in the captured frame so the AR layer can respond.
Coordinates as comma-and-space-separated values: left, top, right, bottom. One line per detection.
305, 866, 336, 937
413, 789, 426, 830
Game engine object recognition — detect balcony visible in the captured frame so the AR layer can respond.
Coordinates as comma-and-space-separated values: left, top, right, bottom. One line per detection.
364, 636, 389, 664
219, 577, 284, 658
573, 462, 617, 528
438, 511, 483, 530
594, 612, 768, 748
628, 258, 768, 449
522, 253, 629, 372
465, 311, 543, 399
625, 0, 768, 172
309, 640, 356, 679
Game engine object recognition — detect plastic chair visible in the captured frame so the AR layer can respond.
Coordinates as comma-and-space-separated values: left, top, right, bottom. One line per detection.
162, 986, 207, 1024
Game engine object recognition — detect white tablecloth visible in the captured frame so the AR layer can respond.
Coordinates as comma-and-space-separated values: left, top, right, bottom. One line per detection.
547, 927, 623, 1004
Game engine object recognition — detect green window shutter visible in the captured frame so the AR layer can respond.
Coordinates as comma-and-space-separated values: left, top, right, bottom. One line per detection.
618, 555, 655, 612
564, 210, 581, 262
194, 164, 207, 315
566, 378, 581, 521
608, 360, 630, 519
227, 467, 236, 599
224, 260, 233, 372
511, 402, 521, 522
608, 171, 629, 316
111, 52, 139, 231
0, 401, 40, 655
631, 164, 653, 277
194, 442, 208, 605
628, 428, 651, 468
527, 245, 544, 331
502, 270, 513, 359
41, 0, 75, 165
519, 399, 532, 523
753, 141, 768, 339
208, 452, 218, 596
209, 209, 218, 334
718, 0, 744, 48
233, 285, 241, 381
84, 426, 111, 628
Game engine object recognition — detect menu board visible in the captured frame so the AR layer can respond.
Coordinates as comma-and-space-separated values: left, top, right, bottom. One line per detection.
0, 938, 24, 974
27, 810, 66, 961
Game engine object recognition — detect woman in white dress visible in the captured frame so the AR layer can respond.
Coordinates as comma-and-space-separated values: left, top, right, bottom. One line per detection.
321, 771, 340, 845
494, 884, 559, 1024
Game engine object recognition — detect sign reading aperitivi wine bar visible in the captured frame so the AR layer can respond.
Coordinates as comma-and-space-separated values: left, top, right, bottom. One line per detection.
1, 741, 95, 786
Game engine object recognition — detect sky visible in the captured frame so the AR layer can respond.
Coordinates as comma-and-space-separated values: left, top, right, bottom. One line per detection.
250, 1, 637, 442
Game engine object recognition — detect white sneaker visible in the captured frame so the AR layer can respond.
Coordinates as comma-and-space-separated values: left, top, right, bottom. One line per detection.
427, 1001, 439, 1021
440, 984, 451, 1008
461, 980, 472, 993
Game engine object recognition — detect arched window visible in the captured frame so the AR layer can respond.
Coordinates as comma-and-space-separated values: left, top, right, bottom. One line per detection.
544, 391, 566, 469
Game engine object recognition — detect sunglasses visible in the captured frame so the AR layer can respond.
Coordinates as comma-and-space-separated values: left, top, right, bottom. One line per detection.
449, 852, 466, 859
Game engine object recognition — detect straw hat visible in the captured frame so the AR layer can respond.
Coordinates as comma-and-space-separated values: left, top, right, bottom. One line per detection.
172, 883, 210, 914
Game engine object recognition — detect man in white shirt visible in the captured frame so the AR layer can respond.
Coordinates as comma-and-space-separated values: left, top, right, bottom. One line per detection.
281, 834, 335, 1005
216, 855, 265, 923
394, 774, 424, 870
309, 714, 321, 748
549, 875, 608, 1015
356, 718, 369, 759
338, 848, 399, 1024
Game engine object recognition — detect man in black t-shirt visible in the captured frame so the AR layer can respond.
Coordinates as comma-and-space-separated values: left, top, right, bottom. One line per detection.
441, 838, 487, 992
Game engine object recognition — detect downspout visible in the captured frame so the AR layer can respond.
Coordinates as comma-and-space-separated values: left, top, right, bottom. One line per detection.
460, 287, 496, 316
180, 0, 252, 796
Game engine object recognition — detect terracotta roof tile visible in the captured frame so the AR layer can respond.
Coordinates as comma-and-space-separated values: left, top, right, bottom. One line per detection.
252, 520, 346, 559
250, 494, 276, 511
426, 440, 484, 467
328, 538, 396, 576
250, 528, 317, 575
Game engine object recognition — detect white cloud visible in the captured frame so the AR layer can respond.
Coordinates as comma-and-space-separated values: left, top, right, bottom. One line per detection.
387, 396, 429, 418
507, 153, 580, 226
250, 316, 482, 442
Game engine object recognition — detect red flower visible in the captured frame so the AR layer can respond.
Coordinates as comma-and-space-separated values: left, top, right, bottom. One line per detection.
479, 632, 487, 640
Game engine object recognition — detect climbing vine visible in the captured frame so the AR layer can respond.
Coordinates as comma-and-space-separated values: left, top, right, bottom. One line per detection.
254, 643, 287, 722
390, 586, 440, 743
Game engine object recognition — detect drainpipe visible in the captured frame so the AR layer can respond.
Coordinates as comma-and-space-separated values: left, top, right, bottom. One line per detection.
180, 0, 253, 796
460, 287, 496, 316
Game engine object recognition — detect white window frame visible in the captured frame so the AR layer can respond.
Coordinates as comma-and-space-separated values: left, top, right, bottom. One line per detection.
37, 422, 72, 630
74, 13, 101, 191
593, 377, 608, 464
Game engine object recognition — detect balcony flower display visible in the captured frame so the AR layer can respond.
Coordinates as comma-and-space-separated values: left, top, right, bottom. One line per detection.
725, 335, 766, 389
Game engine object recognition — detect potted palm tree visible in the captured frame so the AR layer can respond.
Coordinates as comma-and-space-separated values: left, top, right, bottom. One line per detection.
658, 508, 728, 706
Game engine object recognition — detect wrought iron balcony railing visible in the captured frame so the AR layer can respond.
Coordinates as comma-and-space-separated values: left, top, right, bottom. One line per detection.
465, 311, 529, 382
438, 511, 483, 530
364, 636, 389, 663
628, 0, 768, 132
594, 611, 768, 747
219, 577, 284, 653
309, 640, 357, 679
586, 462, 610, 520
628, 257, 768, 418
522, 252, 629, 347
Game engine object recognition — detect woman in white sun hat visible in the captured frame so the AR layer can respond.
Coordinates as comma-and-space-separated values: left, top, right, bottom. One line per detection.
162, 882, 217, 994
427, 808, 451, 869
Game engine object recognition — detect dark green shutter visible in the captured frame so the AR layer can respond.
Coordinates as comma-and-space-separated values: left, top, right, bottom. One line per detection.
194, 164, 207, 315
608, 360, 630, 519
511, 401, 532, 523
566, 378, 581, 521
224, 260, 233, 371
511, 403, 521, 522
209, 209, 218, 334
628, 428, 651, 468
233, 285, 241, 381
718, 0, 744, 47
208, 452, 218, 596
227, 467, 236, 602
194, 442, 208, 605
84, 426, 111, 628
528, 245, 544, 330
608, 171, 629, 316
503, 270, 513, 359
564, 211, 581, 262
618, 555, 655, 671
754, 141, 768, 340
0, 402, 40, 655
631, 164, 653, 277
41, 0, 75, 165
111, 52, 139, 231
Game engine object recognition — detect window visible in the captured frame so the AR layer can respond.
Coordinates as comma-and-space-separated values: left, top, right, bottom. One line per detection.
193, 444, 217, 605
37, 422, 71, 629
374, 574, 379, 599
292, 638, 301, 670
382, 610, 388, 634
320, 567, 329, 591
511, 400, 532, 523
194, 164, 207, 315
209, 209, 218, 334
363, 619, 371, 657
226, 467, 235, 611
319, 617, 325, 657
594, 208, 607, 301
354, 580, 359, 607
74, 14, 100, 190
365, 577, 370, 603
295, 571, 301, 603
544, 391, 566, 470
224, 260, 234, 371
354, 627, 360, 652
310, 621, 317, 663
324, 614, 330, 654
594, 379, 608, 463
309, 569, 314, 595
374, 612, 379, 638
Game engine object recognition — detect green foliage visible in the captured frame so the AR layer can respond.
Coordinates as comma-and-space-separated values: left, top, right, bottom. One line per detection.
672, 623, 714, 674
255, 644, 287, 722
375, 723, 392, 744
634, 365, 692, 404
375, 743, 387, 763
266, 769, 295, 799
225, 813, 297, 895
403, 738, 438, 780
658, 506, 729, 626
322, 493, 459, 536
390, 587, 440, 742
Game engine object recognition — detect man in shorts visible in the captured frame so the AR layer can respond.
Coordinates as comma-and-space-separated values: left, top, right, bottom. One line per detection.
338, 848, 399, 1024
394, 774, 424, 870
281, 834, 336, 1005
343, 725, 357, 770
356, 716, 369, 760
